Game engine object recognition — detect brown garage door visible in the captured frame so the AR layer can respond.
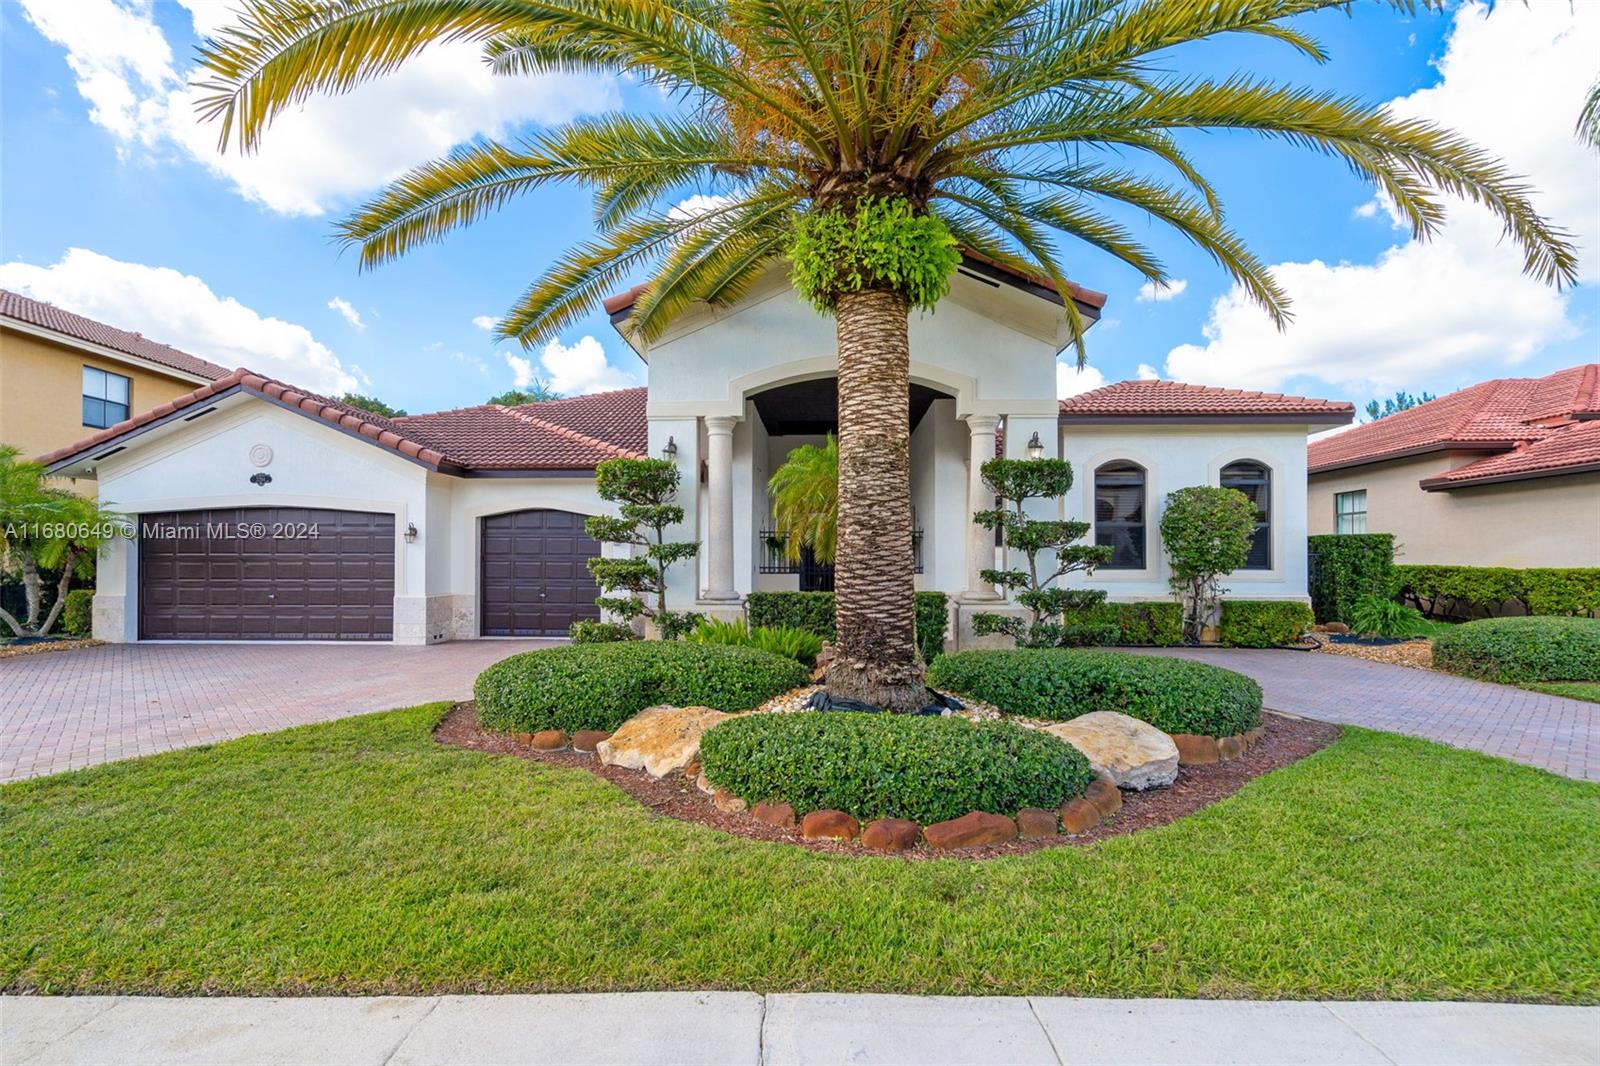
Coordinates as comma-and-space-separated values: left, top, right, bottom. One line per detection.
138, 508, 394, 641
479, 509, 602, 636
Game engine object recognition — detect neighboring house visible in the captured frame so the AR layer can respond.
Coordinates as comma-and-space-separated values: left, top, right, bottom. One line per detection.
1307, 365, 1600, 568
0, 290, 230, 486
40, 259, 1351, 646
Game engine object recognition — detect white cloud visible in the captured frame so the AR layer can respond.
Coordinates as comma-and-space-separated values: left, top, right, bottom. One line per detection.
0, 248, 359, 394
471, 315, 499, 331
1352, 200, 1381, 219
1136, 363, 1162, 380
327, 297, 365, 331
1161, 2, 1597, 397
20, 0, 620, 216
507, 335, 635, 395
1136, 278, 1188, 302
1057, 361, 1108, 398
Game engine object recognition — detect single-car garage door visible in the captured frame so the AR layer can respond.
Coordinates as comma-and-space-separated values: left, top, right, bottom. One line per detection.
138, 508, 394, 641
479, 509, 602, 636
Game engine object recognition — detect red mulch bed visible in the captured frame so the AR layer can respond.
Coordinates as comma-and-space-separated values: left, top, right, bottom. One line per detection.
434, 703, 1338, 860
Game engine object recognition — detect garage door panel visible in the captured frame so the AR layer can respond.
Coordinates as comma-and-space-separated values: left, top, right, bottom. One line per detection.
139, 508, 394, 641
480, 509, 601, 637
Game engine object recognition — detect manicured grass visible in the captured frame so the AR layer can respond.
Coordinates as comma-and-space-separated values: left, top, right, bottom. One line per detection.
3, 705, 1596, 1002
1522, 681, 1600, 705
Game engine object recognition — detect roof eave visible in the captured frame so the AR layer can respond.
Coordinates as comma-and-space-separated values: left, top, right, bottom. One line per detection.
2, 315, 223, 385
1420, 461, 1600, 491
1062, 411, 1353, 427
1308, 440, 1515, 476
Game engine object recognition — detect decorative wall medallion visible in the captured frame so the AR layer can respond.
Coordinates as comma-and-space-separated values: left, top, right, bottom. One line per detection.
248, 443, 274, 468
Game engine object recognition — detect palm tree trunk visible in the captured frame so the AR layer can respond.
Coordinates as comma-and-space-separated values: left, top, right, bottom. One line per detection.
825, 289, 926, 712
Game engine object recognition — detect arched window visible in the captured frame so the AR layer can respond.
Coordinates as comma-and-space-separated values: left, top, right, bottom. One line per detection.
1094, 462, 1146, 569
1221, 460, 1271, 569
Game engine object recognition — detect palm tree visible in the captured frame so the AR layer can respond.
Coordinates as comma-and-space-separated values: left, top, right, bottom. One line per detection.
768, 435, 838, 564
0, 447, 123, 638
196, 0, 1575, 710
1580, 76, 1600, 150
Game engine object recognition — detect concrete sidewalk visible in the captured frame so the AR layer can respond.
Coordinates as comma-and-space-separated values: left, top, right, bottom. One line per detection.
4, 994, 1596, 1065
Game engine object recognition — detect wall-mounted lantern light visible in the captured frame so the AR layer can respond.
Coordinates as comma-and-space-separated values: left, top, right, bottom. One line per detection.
1026, 431, 1045, 460
662, 435, 678, 460
404, 523, 418, 544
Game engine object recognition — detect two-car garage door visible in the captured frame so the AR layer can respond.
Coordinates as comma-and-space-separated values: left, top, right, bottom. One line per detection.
138, 508, 394, 641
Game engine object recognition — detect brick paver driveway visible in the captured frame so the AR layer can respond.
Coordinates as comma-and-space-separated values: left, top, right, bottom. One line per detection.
1, 641, 555, 782
1128, 647, 1597, 781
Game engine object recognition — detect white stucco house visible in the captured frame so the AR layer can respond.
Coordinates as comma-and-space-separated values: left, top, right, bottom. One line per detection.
40, 258, 1352, 645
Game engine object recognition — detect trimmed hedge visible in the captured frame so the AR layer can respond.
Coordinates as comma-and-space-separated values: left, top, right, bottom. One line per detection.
60, 588, 94, 637
1308, 533, 1395, 624
1431, 617, 1600, 684
746, 590, 949, 662
1394, 564, 1600, 618
569, 620, 637, 644
474, 642, 809, 734
700, 712, 1094, 824
1062, 601, 1184, 646
927, 649, 1261, 737
1219, 600, 1314, 648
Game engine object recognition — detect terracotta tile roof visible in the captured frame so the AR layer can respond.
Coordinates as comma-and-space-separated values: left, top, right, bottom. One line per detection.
1058, 379, 1354, 421
39, 371, 647, 475
1307, 364, 1600, 475
1, 288, 230, 382
1420, 419, 1600, 489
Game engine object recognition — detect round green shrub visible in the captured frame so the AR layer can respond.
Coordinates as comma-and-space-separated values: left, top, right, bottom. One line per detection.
927, 649, 1261, 737
1431, 616, 1600, 683
60, 588, 95, 637
700, 713, 1094, 824
474, 642, 810, 734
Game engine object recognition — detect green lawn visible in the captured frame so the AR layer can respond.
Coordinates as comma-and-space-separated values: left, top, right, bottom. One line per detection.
3, 704, 1596, 1002
1521, 680, 1600, 705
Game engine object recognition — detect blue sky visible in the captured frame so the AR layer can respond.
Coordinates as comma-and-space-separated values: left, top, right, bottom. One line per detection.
2, 1, 1596, 417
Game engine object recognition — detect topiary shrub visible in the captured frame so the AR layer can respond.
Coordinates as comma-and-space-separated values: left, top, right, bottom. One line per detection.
746, 590, 948, 662
475, 642, 810, 734
60, 588, 94, 637
1159, 486, 1258, 641
1218, 600, 1314, 647
1308, 534, 1395, 623
1431, 617, 1600, 684
927, 649, 1261, 737
700, 713, 1094, 824
569, 620, 637, 644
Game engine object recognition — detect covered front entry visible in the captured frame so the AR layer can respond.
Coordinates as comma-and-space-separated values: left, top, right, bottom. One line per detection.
138, 507, 395, 640
479, 509, 602, 636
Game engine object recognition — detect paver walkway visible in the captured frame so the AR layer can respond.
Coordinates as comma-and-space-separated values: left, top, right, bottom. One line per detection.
0, 640, 554, 782
1126, 647, 1598, 781
4, 993, 1596, 1065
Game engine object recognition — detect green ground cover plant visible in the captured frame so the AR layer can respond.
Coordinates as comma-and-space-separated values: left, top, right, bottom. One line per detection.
1431, 617, 1600, 684
1521, 681, 1600, 705
2, 704, 1595, 1001
474, 642, 808, 734
928, 649, 1261, 737
700, 713, 1093, 823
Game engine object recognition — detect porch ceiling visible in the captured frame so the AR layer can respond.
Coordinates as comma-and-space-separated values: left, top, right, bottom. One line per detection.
751, 378, 951, 436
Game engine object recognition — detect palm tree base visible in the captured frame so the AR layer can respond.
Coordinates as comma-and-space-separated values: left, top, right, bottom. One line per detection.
823, 656, 929, 714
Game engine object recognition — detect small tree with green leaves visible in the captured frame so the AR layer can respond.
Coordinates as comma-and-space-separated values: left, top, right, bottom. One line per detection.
971, 457, 1112, 648
584, 458, 699, 637
339, 393, 407, 418
1159, 486, 1258, 643
487, 381, 562, 406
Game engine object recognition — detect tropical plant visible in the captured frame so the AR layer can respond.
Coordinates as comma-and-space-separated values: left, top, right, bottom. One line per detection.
1363, 390, 1435, 421
970, 457, 1111, 647
196, 0, 1576, 710
1159, 486, 1257, 642
1579, 76, 1600, 151
487, 382, 563, 405
0, 446, 124, 638
338, 393, 407, 418
687, 616, 824, 665
1348, 594, 1429, 640
583, 458, 699, 630
766, 435, 837, 563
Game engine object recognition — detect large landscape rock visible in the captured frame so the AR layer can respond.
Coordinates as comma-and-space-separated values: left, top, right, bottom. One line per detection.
1041, 711, 1179, 791
596, 706, 738, 778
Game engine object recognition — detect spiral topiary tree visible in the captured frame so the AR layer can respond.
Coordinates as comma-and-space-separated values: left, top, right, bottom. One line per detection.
584, 458, 700, 638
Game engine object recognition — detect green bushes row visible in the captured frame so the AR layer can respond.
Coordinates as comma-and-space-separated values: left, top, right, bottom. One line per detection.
1308, 533, 1395, 623
61, 588, 94, 637
569, 620, 637, 644
700, 712, 1094, 824
746, 591, 949, 662
927, 649, 1262, 737
1431, 617, 1600, 684
474, 642, 809, 734
1060, 601, 1184, 646
1394, 565, 1600, 618
1218, 600, 1313, 647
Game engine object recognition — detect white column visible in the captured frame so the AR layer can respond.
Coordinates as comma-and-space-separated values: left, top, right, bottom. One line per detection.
702, 414, 740, 601
962, 414, 1002, 600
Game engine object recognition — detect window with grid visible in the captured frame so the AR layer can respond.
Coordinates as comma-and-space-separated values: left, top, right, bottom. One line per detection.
1094, 461, 1146, 569
1335, 490, 1367, 534
82, 366, 131, 429
1221, 460, 1272, 569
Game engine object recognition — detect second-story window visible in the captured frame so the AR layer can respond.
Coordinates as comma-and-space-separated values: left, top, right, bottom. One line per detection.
83, 366, 131, 429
